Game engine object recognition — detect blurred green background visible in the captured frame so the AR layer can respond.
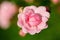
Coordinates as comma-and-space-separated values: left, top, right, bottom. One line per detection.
0, 0, 60, 40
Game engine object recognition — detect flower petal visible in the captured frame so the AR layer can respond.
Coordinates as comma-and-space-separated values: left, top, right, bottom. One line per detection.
23, 6, 37, 13
35, 6, 50, 18
38, 12, 50, 18
22, 27, 27, 33
17, 13, 24, 28
42, 17, 48, 23
43, 12, 50, 18
28, 26, 37, 35
35, 6, 46, 13
38, 22, 48, 30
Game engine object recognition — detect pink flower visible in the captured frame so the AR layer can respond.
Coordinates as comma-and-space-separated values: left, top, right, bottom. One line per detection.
24, 0, 34, 3
17, 6, 50, 36
0, 1, 17, 29
51, 0, 59, 4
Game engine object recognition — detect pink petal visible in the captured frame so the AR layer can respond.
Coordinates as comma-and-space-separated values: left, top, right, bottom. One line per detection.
43, 12, 50, 18
17, 13, 24, 28
28, 26, 37, 35
23, 6, 37, 13
38, 22, 48, 30
35, 6, 46, 13
36, 29, 41, 33
21, 14, 31, 29
38, 12, 50, 18
35, 6, 50, 18
22, 27, 27, 33
18, 14, 31, 30
42, 17, 48, 23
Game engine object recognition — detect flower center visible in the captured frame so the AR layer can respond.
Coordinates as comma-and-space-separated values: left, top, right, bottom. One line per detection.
29, 14, 42, 26
25, 9, 42, 26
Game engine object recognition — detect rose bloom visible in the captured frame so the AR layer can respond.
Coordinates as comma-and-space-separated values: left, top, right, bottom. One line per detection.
0, 1, 17, 29
17, 6, 50, 36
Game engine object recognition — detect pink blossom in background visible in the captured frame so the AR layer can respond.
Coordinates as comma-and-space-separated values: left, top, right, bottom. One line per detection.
0, 5, 1, 25
24, 0, 34, 3
51, 0, 59, 4
0, 1, 17, 29
17, 6, 50, 37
